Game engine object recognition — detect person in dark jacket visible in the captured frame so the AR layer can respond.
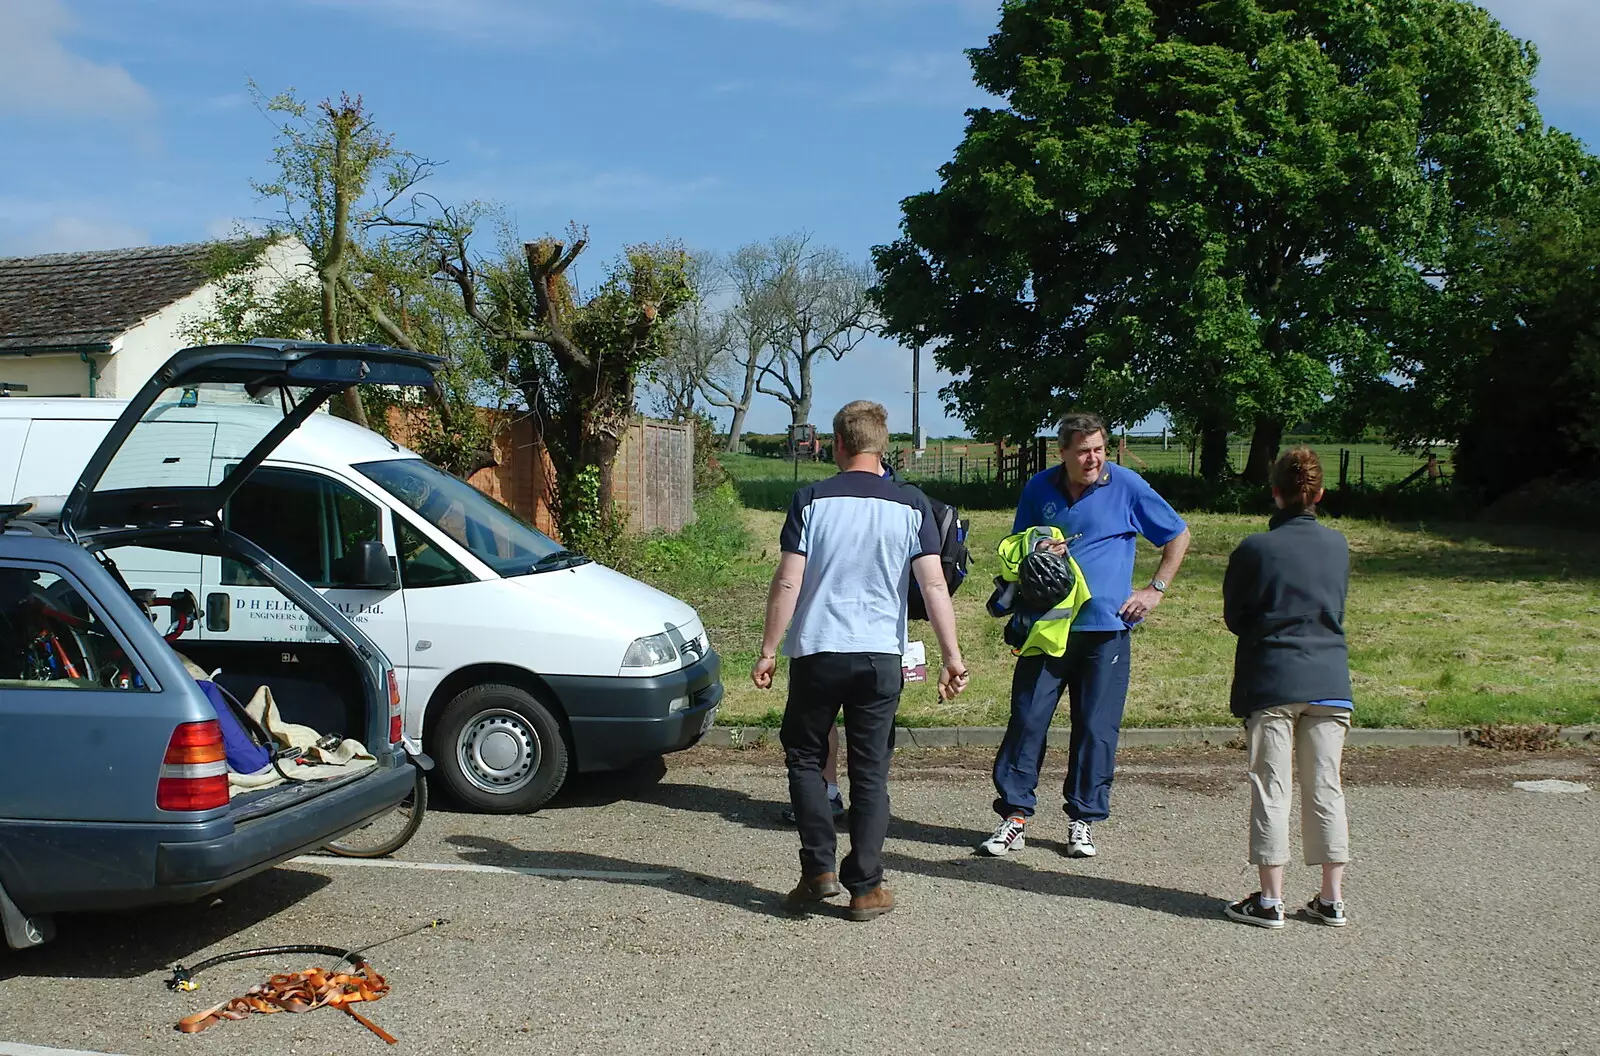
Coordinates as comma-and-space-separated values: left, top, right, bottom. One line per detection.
1221, 447, 1353, 929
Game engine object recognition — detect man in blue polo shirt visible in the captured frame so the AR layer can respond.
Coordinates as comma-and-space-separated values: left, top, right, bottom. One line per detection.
979, 412, 1191, 859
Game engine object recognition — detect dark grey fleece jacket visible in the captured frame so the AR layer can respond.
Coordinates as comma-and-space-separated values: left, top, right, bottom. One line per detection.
1222, 510, 1353, 717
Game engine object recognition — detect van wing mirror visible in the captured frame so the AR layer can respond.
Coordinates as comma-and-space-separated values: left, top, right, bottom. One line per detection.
341, 540, 398, 590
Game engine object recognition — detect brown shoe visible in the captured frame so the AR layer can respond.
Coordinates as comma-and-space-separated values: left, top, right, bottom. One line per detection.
847, 885, 895, 921
786, 872, 845, 908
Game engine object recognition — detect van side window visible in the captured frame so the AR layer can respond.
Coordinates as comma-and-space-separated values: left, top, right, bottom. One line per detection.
393, 516, 475, 588
0, 564, 147, 691
223, 469, 384, 588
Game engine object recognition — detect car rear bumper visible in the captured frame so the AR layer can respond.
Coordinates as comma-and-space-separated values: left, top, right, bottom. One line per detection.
0, 762, 416, 914
549, 650, 724, 772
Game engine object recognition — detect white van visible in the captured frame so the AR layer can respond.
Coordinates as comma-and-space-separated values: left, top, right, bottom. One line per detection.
0, 387, 722, 813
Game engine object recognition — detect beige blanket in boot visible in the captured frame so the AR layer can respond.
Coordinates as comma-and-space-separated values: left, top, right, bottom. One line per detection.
228, 685, 376, 794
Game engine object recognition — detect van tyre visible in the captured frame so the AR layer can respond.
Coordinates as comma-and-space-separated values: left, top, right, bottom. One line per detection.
433, 684, 568, 813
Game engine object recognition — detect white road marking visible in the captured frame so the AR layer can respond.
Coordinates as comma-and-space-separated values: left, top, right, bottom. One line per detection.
1512, 779, 1591, 794
289, 855, 671, 881
0, 1044, 132, 1056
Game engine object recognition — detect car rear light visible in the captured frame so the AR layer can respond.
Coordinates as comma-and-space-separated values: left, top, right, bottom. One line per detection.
157, 720, 229, 812
387, 669, 403, 743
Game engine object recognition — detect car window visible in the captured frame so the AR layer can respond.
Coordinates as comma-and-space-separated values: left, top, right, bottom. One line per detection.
393, 515, 475, 588
223, 469, 384, 588
0, 564, 148, 691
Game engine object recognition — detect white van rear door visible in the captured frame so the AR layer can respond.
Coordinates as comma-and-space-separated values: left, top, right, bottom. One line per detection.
0, 418, 35, 500
12, 418, 111, 501
16, 417, 205, 613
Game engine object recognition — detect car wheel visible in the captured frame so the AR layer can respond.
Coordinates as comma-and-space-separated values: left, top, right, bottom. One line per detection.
432, 684, 569, 813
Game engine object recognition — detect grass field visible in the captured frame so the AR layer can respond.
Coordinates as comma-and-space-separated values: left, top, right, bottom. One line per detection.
629, 468, 1600, 731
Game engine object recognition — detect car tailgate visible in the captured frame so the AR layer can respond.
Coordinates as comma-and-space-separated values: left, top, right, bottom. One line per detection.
155, 762, 414, 886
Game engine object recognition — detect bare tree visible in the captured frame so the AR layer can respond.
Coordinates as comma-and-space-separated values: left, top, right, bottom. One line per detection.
755, 235, 876, 429
700, 240, 778, 452
652, 251, 728, 421
252, 86, 438, 427
436, 222, 695, 546
197, 86, 499, 475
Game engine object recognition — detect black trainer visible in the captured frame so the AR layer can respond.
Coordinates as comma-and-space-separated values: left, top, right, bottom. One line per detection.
1303, 895, 1349, 927
1225, 892, 1286, 929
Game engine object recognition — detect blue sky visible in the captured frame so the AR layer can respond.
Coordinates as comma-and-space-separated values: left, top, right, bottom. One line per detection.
2, 0, 1597, 436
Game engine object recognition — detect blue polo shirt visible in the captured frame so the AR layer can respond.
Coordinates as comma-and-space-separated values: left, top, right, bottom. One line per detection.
1012, 465, 1187, 631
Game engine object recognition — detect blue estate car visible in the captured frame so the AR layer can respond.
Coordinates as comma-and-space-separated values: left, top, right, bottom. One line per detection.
0, 341, 437, 949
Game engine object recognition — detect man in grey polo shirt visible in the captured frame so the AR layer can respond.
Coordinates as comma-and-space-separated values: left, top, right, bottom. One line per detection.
753, 400, 967, 921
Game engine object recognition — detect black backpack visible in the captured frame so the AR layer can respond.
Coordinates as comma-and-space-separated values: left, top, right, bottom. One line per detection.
907, 491, 970, 621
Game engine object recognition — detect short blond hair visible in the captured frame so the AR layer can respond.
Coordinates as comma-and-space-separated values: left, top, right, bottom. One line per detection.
832, 400, 889, 456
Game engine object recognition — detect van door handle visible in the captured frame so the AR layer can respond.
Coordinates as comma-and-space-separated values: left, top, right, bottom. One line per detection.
206, 592, 231, 632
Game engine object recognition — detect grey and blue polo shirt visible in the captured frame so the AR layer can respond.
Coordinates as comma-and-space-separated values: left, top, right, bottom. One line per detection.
779, 470, 942, 658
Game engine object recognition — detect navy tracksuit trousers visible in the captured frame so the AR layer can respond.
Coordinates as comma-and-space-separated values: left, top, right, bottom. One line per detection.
992, 629, 1131, 822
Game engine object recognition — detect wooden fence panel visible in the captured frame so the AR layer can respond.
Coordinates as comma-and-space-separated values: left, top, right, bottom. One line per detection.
614, 418, 695, 534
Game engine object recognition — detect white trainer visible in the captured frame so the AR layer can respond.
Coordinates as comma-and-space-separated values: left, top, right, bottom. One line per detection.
1065, 819, 1096, 858
979, 816, 1027, 856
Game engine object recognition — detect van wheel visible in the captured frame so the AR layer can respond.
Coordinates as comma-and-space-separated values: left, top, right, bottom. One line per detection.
433, 684, 569, 813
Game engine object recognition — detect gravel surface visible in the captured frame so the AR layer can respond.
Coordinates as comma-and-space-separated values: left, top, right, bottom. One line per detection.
2, 746, 1597, 1056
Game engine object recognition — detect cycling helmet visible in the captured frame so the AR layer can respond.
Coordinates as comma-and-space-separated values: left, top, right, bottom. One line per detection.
1018, 548, 1075, 611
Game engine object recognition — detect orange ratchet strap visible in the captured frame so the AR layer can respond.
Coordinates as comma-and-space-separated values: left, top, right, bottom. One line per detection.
176, 962, 395, 1044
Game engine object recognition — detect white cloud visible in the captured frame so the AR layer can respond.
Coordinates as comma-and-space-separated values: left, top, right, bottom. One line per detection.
0, 0, 154, 120
438, 165, 722, 216
650, 0, 997, 31
1478, 0, 1600, 112
651, 0, 817, 27
845, 50, 989, 107
299, 0, 563, 40
0, 214, 149, 257
204, 216, 270, 240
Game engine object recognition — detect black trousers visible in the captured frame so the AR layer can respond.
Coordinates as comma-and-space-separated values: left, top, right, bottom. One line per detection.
780, 651, 903, 895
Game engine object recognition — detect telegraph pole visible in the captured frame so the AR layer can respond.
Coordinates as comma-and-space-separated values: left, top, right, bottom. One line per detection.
911, 344, 922, 452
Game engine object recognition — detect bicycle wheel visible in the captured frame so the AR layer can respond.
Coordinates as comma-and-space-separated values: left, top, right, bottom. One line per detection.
322, 766, 427, 858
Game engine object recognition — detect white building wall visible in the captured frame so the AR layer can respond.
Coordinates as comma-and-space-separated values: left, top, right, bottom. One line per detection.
101, 238, 315, 398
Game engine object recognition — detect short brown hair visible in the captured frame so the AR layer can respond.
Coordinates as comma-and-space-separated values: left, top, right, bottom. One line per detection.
1058, 412, 1108, 449
1270, 447, 1324, 512
833, 400, 889, 456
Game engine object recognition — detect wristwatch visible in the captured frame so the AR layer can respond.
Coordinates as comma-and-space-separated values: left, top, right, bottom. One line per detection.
1149, 578, 1168, 593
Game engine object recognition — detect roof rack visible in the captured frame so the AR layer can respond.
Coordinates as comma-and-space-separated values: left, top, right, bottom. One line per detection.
0, 504, 51, 538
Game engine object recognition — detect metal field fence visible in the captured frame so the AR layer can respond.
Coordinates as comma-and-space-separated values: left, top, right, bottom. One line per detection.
885, 437, 1447, 488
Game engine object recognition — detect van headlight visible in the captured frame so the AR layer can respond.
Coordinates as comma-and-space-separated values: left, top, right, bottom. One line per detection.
623, 632, 678, 668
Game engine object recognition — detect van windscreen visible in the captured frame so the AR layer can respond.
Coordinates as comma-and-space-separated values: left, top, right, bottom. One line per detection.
354, 459, 580, 577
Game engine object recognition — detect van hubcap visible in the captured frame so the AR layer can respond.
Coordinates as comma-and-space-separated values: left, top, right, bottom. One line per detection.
459, 709, 541, 794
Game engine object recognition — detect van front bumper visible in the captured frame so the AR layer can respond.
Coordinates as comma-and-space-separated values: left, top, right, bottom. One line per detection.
548, 649, 724, 772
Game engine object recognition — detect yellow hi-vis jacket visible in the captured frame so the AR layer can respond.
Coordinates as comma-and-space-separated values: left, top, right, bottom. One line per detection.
993, 526, 1092, 658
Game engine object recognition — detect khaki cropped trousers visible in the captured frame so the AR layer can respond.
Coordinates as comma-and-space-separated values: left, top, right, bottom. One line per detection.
1246, 704, 1351, 866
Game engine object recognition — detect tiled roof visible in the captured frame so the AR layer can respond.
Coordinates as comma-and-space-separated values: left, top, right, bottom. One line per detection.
0, 241, 236, 353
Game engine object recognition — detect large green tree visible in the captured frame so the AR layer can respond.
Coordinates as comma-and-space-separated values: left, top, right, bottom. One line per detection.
873, 0, 1566, 479
1389, 179, 1600, 498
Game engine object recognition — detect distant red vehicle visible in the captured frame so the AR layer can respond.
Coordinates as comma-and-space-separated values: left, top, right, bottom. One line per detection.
788, 423, 823, 461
